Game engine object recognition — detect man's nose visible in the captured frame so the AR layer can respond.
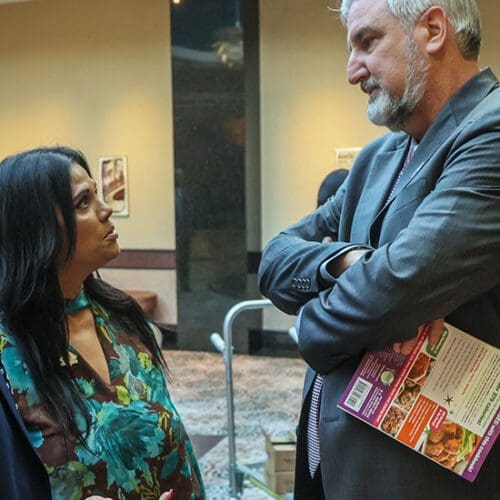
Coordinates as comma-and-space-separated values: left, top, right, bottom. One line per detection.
347, 51, 369, 85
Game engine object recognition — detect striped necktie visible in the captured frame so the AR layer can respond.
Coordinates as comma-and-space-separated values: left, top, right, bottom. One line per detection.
384, 143, 416, 208
307, 373, 325, 478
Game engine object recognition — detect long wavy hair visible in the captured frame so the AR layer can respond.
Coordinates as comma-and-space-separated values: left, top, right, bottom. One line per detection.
0, 146, 165, 444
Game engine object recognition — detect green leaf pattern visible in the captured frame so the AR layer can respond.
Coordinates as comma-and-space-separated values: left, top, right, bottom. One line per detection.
0, 301, 205, 499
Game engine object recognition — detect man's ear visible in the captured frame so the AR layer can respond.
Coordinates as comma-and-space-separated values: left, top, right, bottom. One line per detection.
416, 6, 448, 55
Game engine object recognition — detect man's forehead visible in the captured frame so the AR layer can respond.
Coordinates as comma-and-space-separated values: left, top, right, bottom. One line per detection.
346, 0, 393, 46
347, 0, 389, 29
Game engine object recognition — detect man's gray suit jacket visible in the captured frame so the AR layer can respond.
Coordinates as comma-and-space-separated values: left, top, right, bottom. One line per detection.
258, 68, 500, 499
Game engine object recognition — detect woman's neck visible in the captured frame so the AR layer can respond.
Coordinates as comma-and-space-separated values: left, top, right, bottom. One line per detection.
58, 269, 87, 300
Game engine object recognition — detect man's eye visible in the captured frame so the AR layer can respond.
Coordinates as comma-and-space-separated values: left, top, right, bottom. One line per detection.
362, 37, 374, 50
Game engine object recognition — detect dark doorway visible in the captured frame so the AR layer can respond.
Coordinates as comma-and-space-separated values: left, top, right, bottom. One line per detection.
171, 0, 261, 352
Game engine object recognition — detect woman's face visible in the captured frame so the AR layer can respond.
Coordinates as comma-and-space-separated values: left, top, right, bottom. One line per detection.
60, 163, 120, 276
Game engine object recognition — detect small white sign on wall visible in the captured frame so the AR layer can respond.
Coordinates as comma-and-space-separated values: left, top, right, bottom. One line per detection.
336, 147, 362, 170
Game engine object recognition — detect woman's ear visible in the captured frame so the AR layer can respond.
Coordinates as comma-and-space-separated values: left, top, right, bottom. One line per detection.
415, 6, 448, 56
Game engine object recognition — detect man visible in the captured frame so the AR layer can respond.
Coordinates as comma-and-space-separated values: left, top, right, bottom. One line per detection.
0, 374, 51, 498
258, 1, 499, 499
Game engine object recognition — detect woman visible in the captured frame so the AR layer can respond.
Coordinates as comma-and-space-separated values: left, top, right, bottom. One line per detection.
0, 147, 204, 499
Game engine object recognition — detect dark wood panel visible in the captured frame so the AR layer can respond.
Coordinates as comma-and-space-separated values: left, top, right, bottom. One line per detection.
104, 250, 176, 270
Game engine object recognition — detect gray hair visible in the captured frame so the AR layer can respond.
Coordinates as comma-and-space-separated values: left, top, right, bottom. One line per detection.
339, 0, 482, 60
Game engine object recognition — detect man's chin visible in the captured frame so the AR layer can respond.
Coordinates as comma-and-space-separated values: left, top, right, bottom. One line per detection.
368, 105, 408, 131
367, 109, 389, 127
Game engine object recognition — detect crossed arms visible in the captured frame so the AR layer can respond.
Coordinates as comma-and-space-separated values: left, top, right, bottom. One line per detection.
258, 124, 500, 375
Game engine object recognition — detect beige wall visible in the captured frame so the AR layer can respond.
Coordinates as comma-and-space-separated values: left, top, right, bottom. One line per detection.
100, 268, 177, 325
2, 0, 497, 252
0, 0, 175, 250
1, 0, 498, 328
259, 0, 500, 244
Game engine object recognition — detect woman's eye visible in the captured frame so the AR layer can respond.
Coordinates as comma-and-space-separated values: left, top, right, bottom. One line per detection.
76, 195, 90, 209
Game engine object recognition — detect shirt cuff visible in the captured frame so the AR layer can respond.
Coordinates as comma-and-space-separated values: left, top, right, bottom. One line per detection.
319, 244, 373, 284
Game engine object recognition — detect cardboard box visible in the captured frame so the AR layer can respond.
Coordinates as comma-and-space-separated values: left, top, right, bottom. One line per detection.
265, 437, 296, 472
264, 461, 295, 494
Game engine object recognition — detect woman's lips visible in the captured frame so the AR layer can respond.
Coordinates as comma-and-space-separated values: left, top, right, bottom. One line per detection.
104, 226, 119, 240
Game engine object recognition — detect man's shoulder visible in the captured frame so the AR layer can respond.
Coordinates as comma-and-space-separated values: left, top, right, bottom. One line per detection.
363, 131, 408, 153
351, 132, 408, 175
450, 68, 500, 127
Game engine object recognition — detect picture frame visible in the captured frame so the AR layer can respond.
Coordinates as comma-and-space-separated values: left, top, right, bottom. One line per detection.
98, 156, 129, 217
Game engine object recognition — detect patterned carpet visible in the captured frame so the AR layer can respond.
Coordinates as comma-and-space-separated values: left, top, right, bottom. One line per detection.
163, 350, 306, 499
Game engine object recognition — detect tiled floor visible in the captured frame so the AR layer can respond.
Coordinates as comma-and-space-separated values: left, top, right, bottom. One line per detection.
163, 350, 306, 499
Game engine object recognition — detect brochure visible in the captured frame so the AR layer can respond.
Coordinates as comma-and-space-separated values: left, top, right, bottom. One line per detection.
337, 323, 499, 482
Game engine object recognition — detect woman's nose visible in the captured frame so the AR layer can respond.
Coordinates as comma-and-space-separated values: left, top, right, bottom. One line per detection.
99, 200, 113, 221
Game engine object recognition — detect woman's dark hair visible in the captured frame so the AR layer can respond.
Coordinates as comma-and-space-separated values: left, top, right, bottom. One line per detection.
0, 146, 165, 445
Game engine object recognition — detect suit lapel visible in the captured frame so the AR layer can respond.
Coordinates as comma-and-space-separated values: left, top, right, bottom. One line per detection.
375, 69, 498, 224
369, 97, 464, 246
351, 145, 407, 244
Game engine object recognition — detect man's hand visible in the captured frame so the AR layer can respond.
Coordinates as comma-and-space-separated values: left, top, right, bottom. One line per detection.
85, 491, 173, 500
393, 318, 444, 356
322, 243, 370, 277
320, 238, 445, 357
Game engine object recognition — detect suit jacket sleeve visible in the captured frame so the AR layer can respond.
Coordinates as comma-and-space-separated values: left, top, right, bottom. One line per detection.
260, 106, 500, 375
258, 181, 365, 315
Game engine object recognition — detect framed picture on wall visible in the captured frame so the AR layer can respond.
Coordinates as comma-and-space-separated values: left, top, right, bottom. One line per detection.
98, 156, 129, 217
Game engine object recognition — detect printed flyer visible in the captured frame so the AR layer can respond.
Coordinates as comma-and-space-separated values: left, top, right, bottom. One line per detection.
337, 323, 499, 482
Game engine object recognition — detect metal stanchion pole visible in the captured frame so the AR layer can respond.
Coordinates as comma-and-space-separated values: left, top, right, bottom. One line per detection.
211, 299, 274, 499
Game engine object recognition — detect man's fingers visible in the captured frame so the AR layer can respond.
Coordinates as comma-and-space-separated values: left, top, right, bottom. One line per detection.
400, 337, 419, 356
427, 318, 445, 346
393, 336, 418, 355
394, 318, 444, 355
322, 236, 333, 243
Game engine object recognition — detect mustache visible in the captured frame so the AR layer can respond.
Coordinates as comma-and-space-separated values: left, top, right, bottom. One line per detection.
361, 77, 382, 94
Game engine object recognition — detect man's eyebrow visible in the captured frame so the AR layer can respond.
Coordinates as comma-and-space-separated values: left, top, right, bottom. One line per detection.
348, 25, 380, 50
352, 26, 377, 43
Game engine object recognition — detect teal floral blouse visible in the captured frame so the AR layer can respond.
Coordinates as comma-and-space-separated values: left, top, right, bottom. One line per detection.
0, 300, 204, 500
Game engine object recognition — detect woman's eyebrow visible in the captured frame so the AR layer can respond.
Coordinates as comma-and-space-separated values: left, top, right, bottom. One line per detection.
72, 185, 92, 202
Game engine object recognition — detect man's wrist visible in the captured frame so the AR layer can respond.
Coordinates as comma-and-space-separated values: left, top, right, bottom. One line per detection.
325, 247, 371, 278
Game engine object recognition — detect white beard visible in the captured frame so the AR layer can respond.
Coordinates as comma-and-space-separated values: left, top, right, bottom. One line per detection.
363, 38, 429, 131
